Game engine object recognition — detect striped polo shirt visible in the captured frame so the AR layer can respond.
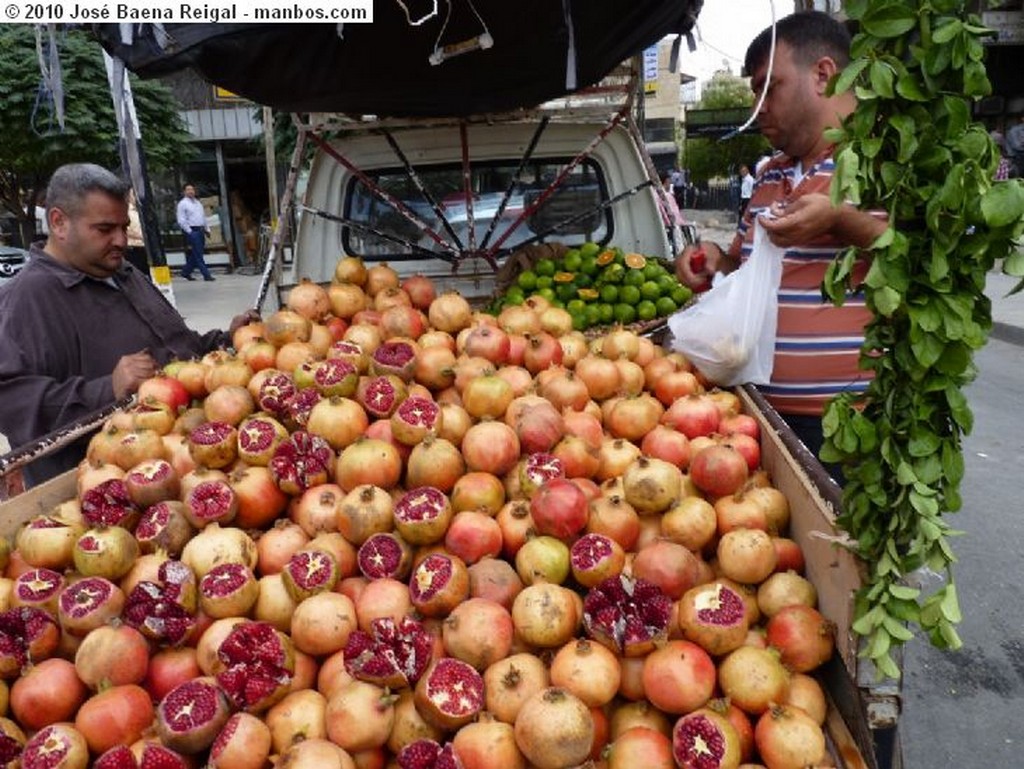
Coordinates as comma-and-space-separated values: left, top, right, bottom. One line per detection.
729, 149, 876, 416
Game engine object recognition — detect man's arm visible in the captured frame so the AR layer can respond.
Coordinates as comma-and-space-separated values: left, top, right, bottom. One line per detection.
176, 199, 190, 233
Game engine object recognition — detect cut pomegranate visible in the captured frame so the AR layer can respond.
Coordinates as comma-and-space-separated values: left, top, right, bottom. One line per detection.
281, 549, 340, 601
0, 606, 61, 678
57, 576, 126, 637
269, 431, 335, 496
408, 552, 470, 618
257, 371, 297, 418
390, 396, 443, 447
414, 657, 485, 731
370, 340, 417, 382
357, 532, 413, 580
198, 563, 260, 619
397, 739, 462, 769
124, 458, 180, 509
183, 479, 239, 529
393, 486, 454, 546
671, 707, 741, 769
678, 581, 751, 657
312, 358, 359, 397
343, 615, 433, 689
94, 744, 138, 769
358, 374, 408, 419
134, 501, 195, 557
582, 574, 673, 658
284, 387, 322, 430
72, 526, 140, 581
13, 567, 65, 613
236, 415, 289, 466
80, 477, 139, 529
156, 677, 231, 754
519, 452, 565, 499
122, 561, 199, 646
569, 533, 627, 588
214, 620, 296, 713
188, 421, 239, 469
20, 724, 88, 769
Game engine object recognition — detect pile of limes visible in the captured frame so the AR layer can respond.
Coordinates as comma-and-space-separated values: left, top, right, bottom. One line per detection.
493, 242, 692, 330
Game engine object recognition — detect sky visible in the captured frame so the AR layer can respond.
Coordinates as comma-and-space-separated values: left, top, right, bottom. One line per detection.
679, 0, 797, 81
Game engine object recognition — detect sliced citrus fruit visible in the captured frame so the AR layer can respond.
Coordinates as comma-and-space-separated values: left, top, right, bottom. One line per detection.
624, 253, 648, 270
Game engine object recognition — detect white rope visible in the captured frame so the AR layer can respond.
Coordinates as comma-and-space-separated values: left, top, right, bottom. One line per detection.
720, 0, 777, 141
395, 0, 439, 26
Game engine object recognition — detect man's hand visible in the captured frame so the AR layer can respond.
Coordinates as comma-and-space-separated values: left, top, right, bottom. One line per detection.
675, 242, 726, 292
758, 193, 888, 250
112, 350, 158, 399
228, 310, 262, 339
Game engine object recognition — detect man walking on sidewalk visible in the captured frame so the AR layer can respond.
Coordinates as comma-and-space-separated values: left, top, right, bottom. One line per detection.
176, 183, 214, 281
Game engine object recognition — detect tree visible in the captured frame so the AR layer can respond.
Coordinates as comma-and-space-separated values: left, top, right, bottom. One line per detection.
0, 25, 195, 246
683, 71, 771, 184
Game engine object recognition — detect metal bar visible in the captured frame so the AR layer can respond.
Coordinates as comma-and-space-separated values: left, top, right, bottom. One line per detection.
479, 116, 550, 251
460, 121, 477, 254
300, 205, 455, 263
0, 396, 134, 480
380, 129, 465, 251
507, 179, 653, 252
307, 132, 459, 257
623, 110, 683, 254
255, 123, 307, 312
484, 107, 627, 259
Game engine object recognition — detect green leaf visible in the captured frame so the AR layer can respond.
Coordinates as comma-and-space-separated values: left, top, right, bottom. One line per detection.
873, 286, 902, 316
888, 584, 920, 600
981, 183, 1024, 228
869, 60, 895, 98
931, 19, 962, 44
896, 74, 930, 101
862, 5, 919, 38
834, 58, 869, 95
940, 585, 962, 623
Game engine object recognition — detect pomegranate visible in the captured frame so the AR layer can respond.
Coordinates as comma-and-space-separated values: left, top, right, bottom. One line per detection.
156, 676, 231, 754
641, 639, 716, 715
582, 574, 672, 658
717, 646, 791, 716
754, 704, 827, 768
20, 724, 89, 769
325, 680, 395, 752
678, 580, 751, 656
75, 684, 155, 754
290, 591, 357, 657
717, 528, 778, 585
441, 598, 513, 671
756, 571, 818, 618
690, 444, 750, 498
764, 605, 836, 673
671, 708, 742, 769
208, 712, 273, 769
428, 292, 472, 333
11, 657, 87, 731
511, 583, 578, 649
549, 638, 621, 707
529, 478, 589, 541
606, 726, 675, 769
513, 687, 594, 769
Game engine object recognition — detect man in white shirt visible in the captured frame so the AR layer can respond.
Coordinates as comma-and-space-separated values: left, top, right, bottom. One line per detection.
738, 164, 755, 219
175, 183, 214, 281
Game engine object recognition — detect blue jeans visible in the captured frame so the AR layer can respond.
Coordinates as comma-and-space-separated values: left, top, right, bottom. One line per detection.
182, 229, 212, 280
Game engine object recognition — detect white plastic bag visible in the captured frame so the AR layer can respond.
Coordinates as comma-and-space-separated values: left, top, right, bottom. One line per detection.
667, 222, 784, 386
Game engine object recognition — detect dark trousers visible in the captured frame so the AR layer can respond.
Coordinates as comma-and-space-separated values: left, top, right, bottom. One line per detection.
784, 413, 845, 486
182, 229, 212, 280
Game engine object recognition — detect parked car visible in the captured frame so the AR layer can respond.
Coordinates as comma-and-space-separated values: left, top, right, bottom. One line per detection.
0, 246, 28, 286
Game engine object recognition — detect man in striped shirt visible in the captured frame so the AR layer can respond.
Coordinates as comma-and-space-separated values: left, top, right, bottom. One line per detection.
676, 11, 888, 460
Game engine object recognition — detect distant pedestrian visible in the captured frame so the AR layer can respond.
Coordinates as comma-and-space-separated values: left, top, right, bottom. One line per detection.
658, 170, 685, 228
176, 183, 214, 281
670, 167, 686, 208
1007, 115, 1024, 178
739, 164, 754, 218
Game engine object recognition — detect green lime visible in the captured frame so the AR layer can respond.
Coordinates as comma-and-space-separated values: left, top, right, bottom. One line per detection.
619, 285, 641, 305
579, 256, 599, 276
537, 287, 557, 302
504, 286, 525, 305
640, 280, 662, 301
597, 303, 615, 324
556, 283, 578, 302
575, 273, 593, 289
585, 304, 602, 326
623, 270, 645, 288
656, 296, 678, 316
535, 258, 556, 277
567, 298, 587, 315
637, 300, 657, 321
656, 275, 678, 294
571, 310, 589, 331
599, 264, 625, 285
535, 275, 553, 290
551, 299, 565, 309
670, 285, 693, 305
599, 284, 619, 303
612, 247, 626, 266
517, 270, 538, 291
579, 241, 600, 259
643, 262, 666, 280
562, 250, 582, 272
613, 303, 637, 324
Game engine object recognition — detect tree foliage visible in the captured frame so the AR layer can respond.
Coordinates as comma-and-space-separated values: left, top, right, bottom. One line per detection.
0, 25, 194, 244
821, 0, 1024, 680
683, 72, 771, 183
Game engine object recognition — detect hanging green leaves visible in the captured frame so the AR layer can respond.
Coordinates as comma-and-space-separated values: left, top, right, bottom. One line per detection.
822, 1, 1024, 679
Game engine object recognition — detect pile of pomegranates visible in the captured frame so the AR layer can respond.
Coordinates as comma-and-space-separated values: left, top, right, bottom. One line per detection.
0, 258, 843, 769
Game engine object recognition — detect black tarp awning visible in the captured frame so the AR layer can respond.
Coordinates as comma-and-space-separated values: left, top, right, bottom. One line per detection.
92, 1, 702, 117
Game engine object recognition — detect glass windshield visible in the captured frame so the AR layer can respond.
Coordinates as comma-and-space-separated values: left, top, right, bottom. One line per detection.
342, 158, 611, 260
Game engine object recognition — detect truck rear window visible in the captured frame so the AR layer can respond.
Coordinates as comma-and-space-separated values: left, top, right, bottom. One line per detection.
341, 159, 611, 261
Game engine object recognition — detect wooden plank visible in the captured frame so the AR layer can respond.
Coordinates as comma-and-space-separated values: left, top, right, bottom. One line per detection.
0, 470, 77, 539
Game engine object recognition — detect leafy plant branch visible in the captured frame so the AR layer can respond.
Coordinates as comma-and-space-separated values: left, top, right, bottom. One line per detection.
820, 0, 1024, 679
